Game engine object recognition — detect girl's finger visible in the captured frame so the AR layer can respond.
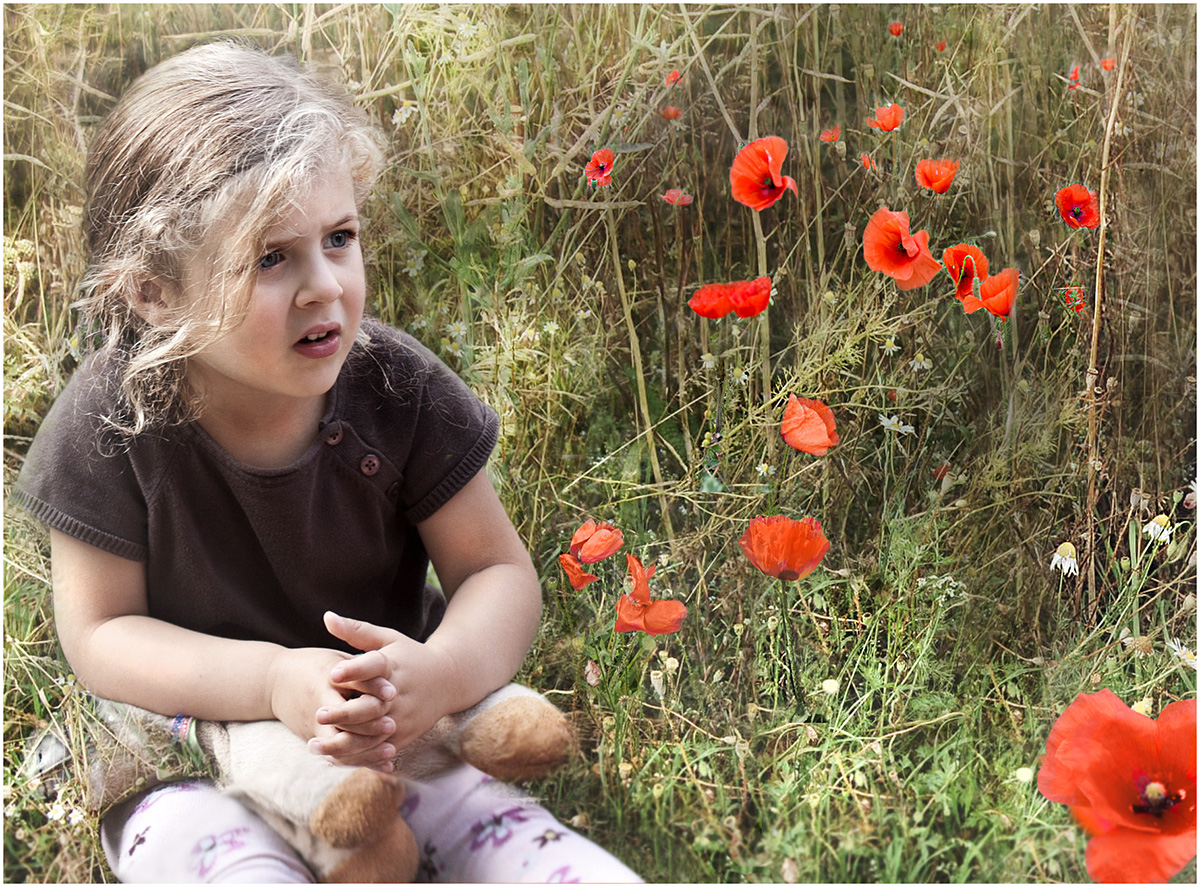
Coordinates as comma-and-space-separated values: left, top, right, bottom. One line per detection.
332, 676, 396, 703
330, 648, 391, 685
317, 693, 389, 727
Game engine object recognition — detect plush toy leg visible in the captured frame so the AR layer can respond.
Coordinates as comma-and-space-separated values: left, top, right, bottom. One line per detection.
310, 770, 418, 883
455, 689, 577, 782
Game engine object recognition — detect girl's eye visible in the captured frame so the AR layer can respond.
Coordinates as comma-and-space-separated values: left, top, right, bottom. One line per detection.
328, 230, 355, 249
258, 251, 282, 271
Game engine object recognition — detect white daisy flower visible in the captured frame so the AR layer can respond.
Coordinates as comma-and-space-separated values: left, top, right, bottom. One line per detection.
66, 808, 84, 826
701, 352, 717, 369
391, 103, 419, 126
1050, 541, 1079, 577
1166, 638, 1198, 670
445, 320, 468, 340
909, 352, 932, 371
755, 463, 775, 477
882, 337, 900, 355
1119, 627, 1153, 658
1184, 478, 1197, 510
879, 414, 915, 435
1143, 514, 1173, 543
542, 320, 560, 335
732, 367, 750, 386
46, 801, 65, 822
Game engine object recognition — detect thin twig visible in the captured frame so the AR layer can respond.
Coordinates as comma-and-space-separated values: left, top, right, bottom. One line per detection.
1084, 7, 1134, 618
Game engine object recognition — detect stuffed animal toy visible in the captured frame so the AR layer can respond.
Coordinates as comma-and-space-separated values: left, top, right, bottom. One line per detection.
26, 683, 576, 883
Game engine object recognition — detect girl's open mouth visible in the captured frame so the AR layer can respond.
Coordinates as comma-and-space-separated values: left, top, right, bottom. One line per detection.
294, 328, 341, 358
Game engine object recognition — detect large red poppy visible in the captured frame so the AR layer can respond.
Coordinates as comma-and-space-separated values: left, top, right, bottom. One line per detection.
888, 21, 904, 37
730, 136, 798, 211
862, 207, 943, 290
973, 267, 1019, 318
866, 103, 905, 132
739, 515, 830, 582
1038, 690, 1196, 883
584, 148, 615, 187
687, 277, 771, 320
661, 188, 693, 206
614, 554, 687, 635
914, 158, 959, 194
781, 396, 839, 456
819, 125, 841, 143
570, 518, 624, 563
1056, 184, 1100, 229
558, 553, 598, 591
942, 243, 990, 305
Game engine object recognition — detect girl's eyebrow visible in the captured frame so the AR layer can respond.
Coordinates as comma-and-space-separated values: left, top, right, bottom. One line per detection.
262, 212, 360, 251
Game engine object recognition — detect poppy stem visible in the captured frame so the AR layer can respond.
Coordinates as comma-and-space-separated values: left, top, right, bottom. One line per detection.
789, 579, 831, 657
751, 212, 774, 444
605, 208, 675, 543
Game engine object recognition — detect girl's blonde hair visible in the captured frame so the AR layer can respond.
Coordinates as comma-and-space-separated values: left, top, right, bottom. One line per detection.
79, 40, 384, 435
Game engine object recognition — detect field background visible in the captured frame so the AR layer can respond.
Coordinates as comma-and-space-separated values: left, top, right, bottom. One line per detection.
3, 3, 1196, 883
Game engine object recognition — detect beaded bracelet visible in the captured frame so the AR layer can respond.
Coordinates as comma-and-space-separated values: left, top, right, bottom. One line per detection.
168, 713, 194, 746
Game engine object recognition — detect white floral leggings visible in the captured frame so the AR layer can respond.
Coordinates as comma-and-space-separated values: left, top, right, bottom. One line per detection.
102, 763, 642, 883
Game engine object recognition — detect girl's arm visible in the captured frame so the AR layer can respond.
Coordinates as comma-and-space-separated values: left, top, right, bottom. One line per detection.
49, 529, 397, 763
314, 469, 542, 757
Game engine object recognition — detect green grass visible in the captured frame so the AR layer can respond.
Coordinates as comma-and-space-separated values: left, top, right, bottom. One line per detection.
4, 3, 1196, 883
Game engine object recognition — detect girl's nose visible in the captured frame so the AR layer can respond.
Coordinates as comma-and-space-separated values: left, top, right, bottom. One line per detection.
296, 255, 343, 306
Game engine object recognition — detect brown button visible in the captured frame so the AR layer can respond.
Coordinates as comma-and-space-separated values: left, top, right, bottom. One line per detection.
386, 481, 401, 502
360, 454, 380, 476
325, 427, 343, 445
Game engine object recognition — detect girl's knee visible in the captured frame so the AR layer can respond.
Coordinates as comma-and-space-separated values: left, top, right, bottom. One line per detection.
102, 779, 314, 883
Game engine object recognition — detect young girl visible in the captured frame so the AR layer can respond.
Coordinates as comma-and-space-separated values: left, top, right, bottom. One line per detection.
14, 41, 640, 884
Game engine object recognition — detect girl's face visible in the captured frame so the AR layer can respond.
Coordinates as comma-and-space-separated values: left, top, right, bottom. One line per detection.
184, 168, 366, 421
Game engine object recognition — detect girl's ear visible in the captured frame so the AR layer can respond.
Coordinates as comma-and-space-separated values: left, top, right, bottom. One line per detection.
132, 278, 176, 325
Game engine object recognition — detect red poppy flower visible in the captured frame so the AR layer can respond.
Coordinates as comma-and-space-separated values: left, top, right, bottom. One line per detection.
569, 518, 624, 563
687, 277, 771, 320
819, 125, 841, 143
866, 103, 905, 132
614, 554, 687, 635
935, 40, 947, 52
1038, 690, 1197, 883
942, 243, 990, 304
914, 158, 959, 194
1056, 184, 1100, 229
661, 189, 693, 206
862, 207, 943, 290
932, 463, 951, 481
666, 69, 681, 86
888, 21, 904, 37
739, 515, 830, 582
860, 153, 877, 171
975, 267, 1019, 318
1101, 57, 1116, 71
661, 105, 682, 120
687, 282, 733, 319
558, 553, 598, 591
730, 136, 798, 211
1068, 63, 1080, 81
584, 148, 615, 187
781, 395, 839, 456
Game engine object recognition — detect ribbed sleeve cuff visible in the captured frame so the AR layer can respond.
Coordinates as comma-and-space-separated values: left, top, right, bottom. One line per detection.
10, 487, 147, 562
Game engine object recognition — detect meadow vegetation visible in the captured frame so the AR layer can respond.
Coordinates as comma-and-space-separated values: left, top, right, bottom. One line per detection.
3, 4, 1196, 882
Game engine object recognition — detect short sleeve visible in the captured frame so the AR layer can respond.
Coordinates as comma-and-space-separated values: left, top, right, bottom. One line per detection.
344, 321, 499, 525
10, 357, 153, 562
